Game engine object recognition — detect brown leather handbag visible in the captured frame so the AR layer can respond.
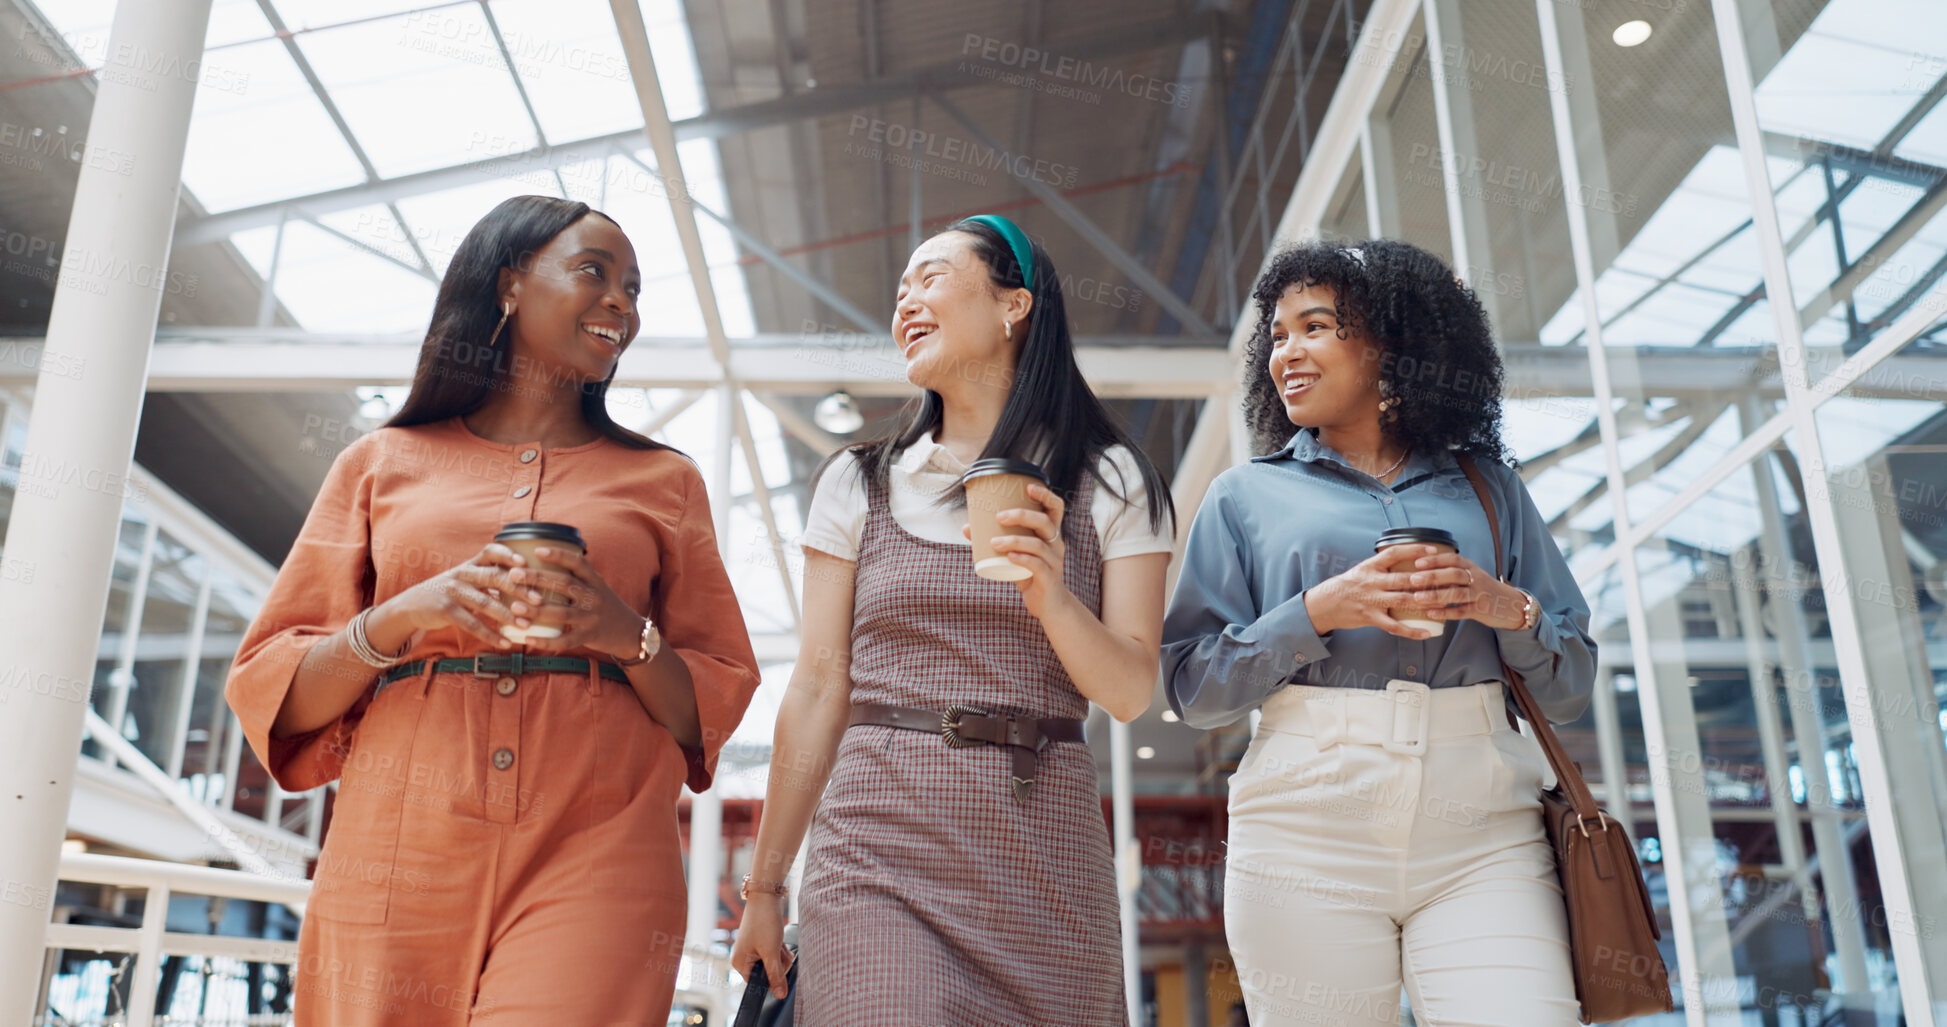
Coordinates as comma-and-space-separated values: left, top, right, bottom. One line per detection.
1458, 455, 1675, 1023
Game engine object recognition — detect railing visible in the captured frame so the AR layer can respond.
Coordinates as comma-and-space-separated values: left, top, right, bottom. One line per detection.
40, 853, 308, 1027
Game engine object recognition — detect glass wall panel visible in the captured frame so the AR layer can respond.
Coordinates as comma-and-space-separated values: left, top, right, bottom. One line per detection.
1546, 1, 1779, 415
231, 743, 273, 822
85, 517, 150, 762
1364, 10, 1454, 265
1438, 0, 1577, 344
1632, 434, 1905, 1020
182, 568, 258, 803
1801, 337, 1947, 1010
1734, 0, 1947, 388
1565, 570, 1686, 1013
1320, 155, 1367, 244
125, 531, 204, 770
0, 416, 27, 547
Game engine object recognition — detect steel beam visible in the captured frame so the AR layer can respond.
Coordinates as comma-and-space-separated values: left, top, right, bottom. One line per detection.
931, 94, 1217, 336
173, 11, 1219, 247
611, 150, 880, 334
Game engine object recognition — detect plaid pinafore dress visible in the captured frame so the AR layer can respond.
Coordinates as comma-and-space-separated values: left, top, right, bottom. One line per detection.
797, 468, 1126, 1027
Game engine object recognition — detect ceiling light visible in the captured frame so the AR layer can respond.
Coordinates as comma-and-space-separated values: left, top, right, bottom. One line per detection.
1160, 710, 1179, 723
1613, 20, 1652, 47
813, 390, 865, 434
1136, 746, 1156, 760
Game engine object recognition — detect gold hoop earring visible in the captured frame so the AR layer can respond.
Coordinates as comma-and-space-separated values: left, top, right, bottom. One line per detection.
1002, 320, 1012, 340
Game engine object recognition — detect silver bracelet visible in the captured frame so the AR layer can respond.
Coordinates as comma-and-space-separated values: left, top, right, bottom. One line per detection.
346, 608, 406, 668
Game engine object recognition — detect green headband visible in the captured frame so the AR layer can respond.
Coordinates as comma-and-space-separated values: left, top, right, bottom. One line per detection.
964, 214, 1035, 290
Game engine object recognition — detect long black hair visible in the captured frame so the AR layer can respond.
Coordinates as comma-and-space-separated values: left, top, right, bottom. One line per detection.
846, 217, 1174, 536
385, 194, 667, 452
1242, 238, 1508, 462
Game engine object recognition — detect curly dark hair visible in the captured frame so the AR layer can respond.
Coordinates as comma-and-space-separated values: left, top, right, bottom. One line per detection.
1241, 238, 1509, 463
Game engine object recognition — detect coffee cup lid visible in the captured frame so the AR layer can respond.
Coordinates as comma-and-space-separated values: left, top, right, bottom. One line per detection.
960, 458, 1048, 486
1374, 526, 1456, 550
494, 521, 584, 546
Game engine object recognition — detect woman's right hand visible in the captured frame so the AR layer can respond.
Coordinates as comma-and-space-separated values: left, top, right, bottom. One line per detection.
376, 543, 537, 649
1302, 545, 1439, 640
729, 894, 794, 999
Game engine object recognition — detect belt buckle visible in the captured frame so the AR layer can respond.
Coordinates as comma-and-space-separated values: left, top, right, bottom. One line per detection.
1383, 680, 1431, 756
941, 705, 986, 749
472, 652, 522, 677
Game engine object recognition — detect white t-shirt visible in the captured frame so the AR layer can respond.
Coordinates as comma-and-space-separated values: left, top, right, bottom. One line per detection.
799, 433, 1175, 563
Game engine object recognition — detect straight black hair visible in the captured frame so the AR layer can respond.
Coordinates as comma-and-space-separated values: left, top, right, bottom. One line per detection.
385, 194, 668, 453
844, 218, 1174, 537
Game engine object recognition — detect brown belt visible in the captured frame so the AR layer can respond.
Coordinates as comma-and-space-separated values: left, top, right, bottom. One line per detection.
848, 702, 1086, 803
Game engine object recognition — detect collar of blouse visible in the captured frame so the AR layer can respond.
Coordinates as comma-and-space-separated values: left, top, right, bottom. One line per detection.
894, 432, 964, 479
1259, 428, 1455, 483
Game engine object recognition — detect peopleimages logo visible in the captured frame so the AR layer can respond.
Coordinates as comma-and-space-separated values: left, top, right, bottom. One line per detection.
847, 116, 1080, 189
960, 34, 1194, 109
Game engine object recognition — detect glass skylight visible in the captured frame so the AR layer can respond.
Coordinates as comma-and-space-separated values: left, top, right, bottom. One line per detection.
180, 39, 370, 212
295, 8, 540, 179
484, 0, 645, 144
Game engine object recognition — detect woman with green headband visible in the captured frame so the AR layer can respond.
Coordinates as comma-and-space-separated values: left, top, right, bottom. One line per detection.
730, 214, 1175, 1024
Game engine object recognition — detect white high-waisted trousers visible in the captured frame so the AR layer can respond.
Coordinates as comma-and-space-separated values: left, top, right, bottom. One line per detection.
1223, 680, 1580, 1027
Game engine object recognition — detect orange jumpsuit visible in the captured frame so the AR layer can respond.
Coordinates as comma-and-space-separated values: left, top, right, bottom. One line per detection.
226, 417, 760, 1026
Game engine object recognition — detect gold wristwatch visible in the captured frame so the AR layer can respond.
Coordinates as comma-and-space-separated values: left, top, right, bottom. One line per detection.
614, 616, 662, 666
1516, 589, 1540, 631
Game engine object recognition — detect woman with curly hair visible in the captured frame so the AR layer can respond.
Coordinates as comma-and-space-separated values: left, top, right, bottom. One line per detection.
1162, 239, 1594, 1025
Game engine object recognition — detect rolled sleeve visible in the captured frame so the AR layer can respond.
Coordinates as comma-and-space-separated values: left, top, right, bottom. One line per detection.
1161, 478, 1327, 728
657, 468, 763, 792
1493, 466, 1596, 724
224, 437, 379, 792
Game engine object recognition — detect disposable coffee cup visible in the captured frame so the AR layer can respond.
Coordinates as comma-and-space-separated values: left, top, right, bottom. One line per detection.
492, 521, 585, 643
1374, 526, 1458, 636
960, 458, 1049, 582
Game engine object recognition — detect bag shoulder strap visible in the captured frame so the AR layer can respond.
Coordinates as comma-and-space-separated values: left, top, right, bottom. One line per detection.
1454, 453, 1602, 821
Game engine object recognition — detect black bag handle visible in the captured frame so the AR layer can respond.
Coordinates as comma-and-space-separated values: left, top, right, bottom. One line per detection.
733, 957, 798, 1027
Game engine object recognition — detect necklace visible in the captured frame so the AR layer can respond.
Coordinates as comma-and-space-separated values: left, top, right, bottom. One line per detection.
1371, 448, 1409, 482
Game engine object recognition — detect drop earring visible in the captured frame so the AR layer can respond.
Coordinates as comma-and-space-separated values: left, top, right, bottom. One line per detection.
488, 302, 513, 348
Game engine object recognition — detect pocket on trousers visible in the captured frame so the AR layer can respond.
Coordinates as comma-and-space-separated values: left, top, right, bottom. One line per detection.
1485, 729, 1548, 809
305, 689, 426, 925
1229, 729, 1335, 821
589, 691, 687, 898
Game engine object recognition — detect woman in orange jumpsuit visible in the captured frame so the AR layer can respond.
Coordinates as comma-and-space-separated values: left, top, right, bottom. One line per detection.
226, 195, 760, 1025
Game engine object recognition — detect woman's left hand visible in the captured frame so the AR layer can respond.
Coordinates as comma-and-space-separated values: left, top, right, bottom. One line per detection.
505, 546, 647, 659
1406, 550, 1530, 630
967, 482, 1072, 621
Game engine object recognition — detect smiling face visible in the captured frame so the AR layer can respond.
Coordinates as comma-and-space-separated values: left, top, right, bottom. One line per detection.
498, 213, 641, 385
891, 231, 1032, 392
1266, 282, 1386, 431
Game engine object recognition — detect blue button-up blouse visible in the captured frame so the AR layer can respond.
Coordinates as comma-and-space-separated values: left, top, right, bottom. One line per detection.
1161, 429, 1596, 728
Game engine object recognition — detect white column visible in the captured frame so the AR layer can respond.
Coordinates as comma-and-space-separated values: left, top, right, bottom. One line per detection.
1109, 716, 1141, 1026
0, 0, 214, 1018
1588, 667, 1636, 845
686, 788, 725, 952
